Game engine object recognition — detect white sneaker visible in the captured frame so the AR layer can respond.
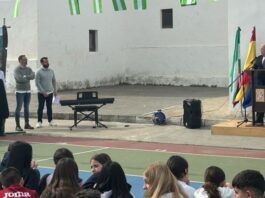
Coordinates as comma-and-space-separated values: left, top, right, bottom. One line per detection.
49, 121, 57, 127
36, 122, 42, 128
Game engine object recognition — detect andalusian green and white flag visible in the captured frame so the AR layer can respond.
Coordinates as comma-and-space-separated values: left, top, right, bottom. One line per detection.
112, 0, 126, 11
134, 0, 147, 10
93, 0, 103, 14
68, 0, 80, 15
180, 0, 197, 6
13, 0, 21, 18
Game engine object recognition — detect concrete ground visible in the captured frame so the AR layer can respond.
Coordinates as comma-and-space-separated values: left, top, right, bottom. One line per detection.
4, 118, 265, 150
7, 85, 242, 125
3, 85, 265, 150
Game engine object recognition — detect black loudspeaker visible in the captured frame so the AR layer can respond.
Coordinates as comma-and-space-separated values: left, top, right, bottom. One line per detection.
183, 99, 202, 129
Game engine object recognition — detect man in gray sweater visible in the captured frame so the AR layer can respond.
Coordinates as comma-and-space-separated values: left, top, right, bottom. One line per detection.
35, 57, 57, 128
14, 55, 35, 131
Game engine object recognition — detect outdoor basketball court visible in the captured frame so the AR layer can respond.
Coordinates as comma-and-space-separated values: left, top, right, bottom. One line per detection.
1, 135, 264, 197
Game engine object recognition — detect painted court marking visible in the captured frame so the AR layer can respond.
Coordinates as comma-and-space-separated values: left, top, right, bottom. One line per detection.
1, 140, 264, 160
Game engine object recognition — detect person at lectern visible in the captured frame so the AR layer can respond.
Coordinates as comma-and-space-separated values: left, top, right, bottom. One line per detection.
253, 44, 265, 126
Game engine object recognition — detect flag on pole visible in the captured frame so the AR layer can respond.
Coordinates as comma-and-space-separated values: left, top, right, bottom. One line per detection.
68, 0, 80, 15
93, 0, 103, 14
13, 0, 21, 18
180, 0, 197, 6
229, 27, 241, 105
233, 27, 256, 107
0, 27, 3, 49
112, 0, 127, 11
134, 0, 147, 10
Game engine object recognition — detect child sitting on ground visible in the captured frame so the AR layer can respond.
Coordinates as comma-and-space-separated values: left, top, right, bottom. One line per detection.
0, 167, 37, 198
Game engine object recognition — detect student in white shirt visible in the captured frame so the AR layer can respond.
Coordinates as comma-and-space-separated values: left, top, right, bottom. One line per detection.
143, 162, 183, 198
194, 166, 234, 198
167, 155, 196, 198
232, 169, 264, 198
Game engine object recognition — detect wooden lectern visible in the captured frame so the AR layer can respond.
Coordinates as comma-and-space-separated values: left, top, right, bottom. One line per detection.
251, 69, 265, 126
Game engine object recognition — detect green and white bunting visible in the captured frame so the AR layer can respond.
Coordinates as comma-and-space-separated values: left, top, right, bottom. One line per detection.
68, 0, 80, 15
112, 0, 126, 11
180, 0, 197, 6
134, 0, 147, 10
13, 0, 21, 18
93, 0, 103, 14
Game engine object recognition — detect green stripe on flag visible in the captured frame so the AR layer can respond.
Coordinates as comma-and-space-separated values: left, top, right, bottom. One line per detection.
93, 0, 103, 14
13, 0, 21, 18
112, 0, 126, 11
229, 27, 241, 104
180, 0, 197, 6
68, 0, 80, 15
134, 0, 147, 10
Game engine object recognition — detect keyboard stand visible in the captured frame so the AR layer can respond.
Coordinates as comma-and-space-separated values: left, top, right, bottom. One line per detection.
69, 104, 107, 130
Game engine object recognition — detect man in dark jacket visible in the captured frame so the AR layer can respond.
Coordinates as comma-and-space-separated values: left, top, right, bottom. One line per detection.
0, 69, 9, 136
253, 44, 265, 125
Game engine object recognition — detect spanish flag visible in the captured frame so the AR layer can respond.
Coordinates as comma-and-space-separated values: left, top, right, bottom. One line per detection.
233, 27, 256, 107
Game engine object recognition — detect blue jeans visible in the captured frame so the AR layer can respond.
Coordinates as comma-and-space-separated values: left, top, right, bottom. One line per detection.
15, 92, 31, 127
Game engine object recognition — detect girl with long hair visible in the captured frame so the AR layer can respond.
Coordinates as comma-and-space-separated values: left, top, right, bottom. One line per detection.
82, 153, 112, 189
6, 141, 40, 191
94, 161, 134, 198
194, 166, 234, 198
40, 158, 81, 198
143, 162, 183, 198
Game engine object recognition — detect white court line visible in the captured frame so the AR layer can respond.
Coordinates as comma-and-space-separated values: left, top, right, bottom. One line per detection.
36, 147, 109, 162
1, 140, 264, 160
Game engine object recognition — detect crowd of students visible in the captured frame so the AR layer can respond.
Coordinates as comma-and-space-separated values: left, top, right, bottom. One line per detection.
0, 141, 264, 198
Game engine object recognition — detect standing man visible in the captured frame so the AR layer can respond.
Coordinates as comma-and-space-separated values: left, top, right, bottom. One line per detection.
253, 44, 265, 126
14, 55, 35, 131
0, 69, 9, 136
35, 57, 57, 128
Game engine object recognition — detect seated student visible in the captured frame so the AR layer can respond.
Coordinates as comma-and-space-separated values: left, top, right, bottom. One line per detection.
40, 158, 81, 198
82, 153, 112, 189
0, 143, 13, 172
5, 141, 40, 191
143, 162, 183, 198
167, 155, 196, 198
194, 166, 234, 198
74, 189, 101, 198
0, 167, 37, 198
232, 170, 265, 198
38, 147, 75, 194
94, 161, 134, 198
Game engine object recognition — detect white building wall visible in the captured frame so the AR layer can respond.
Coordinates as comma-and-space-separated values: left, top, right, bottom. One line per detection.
1, 0, 230, 91
228, 0, 265, 69
0, 0, 38, 92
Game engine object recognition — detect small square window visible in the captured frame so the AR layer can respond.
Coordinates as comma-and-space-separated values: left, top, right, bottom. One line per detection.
89, 30, 98, 52
161, 9, 173, 29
